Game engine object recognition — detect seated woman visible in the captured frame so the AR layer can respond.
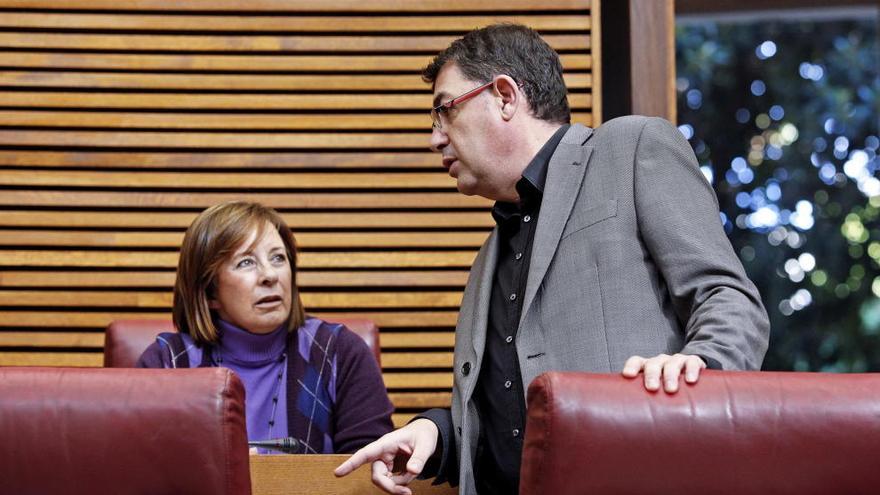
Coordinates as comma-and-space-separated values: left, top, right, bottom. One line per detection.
137, 201, 394, 454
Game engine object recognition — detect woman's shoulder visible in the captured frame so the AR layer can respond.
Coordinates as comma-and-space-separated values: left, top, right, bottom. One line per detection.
135, 332, 201, 368
296, 317, 371, 357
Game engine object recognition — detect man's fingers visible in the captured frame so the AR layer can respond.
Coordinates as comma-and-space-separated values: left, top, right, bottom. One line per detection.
405, 421, 439, 475
390, 471, 419, 487
335, 439, 387, 477
623, 353, 708, 393
621, 355, 646, 377
642, 354, 668, 391
684, 355, 707, 383
662, 354, 688, 393
371, 461, 414, 495
370, 460, 402, 494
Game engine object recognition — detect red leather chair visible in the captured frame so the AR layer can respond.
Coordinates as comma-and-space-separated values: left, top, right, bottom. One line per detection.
521, 370, 880, 495
104, 317, 381, 368
0, 367, 250, 495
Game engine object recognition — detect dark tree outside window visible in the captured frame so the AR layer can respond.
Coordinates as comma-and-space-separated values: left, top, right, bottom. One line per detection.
676, 9, 880, 371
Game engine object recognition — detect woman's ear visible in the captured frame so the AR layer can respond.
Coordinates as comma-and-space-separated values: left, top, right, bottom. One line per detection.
493, 75, 520, 121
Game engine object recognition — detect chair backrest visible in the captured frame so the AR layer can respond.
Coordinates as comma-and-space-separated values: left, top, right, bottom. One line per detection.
104, 317, 381, 368
521, 370, 880, 495
0, 366, 250, 495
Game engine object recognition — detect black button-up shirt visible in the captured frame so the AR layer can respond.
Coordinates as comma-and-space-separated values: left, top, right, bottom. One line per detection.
474, 125, 569, 494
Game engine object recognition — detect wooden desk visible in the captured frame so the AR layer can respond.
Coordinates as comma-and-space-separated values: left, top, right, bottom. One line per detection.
250, 454, 458, 495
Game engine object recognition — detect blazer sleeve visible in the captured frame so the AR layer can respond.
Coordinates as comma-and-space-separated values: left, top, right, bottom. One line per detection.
331, 328, 395, 454
633, 117, 770, 370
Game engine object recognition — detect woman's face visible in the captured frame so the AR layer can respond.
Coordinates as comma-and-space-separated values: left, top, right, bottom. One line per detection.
209, 223, 293, 334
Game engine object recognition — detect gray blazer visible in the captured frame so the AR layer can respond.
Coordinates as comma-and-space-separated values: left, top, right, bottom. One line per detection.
447, 116, 770, 493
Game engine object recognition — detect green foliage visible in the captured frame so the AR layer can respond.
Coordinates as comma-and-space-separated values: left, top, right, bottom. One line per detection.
676, 16, 880, 371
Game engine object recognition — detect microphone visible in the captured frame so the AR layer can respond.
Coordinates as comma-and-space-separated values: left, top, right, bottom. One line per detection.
248, 437, 302, 454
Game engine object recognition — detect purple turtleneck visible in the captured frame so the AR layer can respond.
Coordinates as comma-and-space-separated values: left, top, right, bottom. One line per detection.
213, 320, 289, 443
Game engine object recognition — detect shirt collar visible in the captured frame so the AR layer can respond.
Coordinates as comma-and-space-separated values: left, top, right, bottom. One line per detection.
492, 124, 570, 225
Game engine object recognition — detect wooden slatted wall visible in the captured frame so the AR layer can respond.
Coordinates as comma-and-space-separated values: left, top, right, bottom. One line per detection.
0, 0, 600, 426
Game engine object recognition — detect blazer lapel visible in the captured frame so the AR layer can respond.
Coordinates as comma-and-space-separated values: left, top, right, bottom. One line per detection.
519, 125, 594, 329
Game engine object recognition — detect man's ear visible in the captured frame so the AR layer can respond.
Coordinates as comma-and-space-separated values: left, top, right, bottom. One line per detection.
493, 75, 520, 121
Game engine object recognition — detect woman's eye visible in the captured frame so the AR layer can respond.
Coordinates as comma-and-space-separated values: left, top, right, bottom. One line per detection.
272, 253, 287, 264
236, 258, 254, 269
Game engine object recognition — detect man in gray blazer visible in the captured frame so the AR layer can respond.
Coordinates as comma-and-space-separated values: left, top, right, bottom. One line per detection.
337, 24, 769, 494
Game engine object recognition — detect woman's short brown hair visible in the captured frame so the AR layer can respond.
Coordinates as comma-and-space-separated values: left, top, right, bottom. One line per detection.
173, 201, 305, 344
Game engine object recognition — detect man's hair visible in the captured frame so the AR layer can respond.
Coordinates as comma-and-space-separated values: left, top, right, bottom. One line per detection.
423, 23, 571, 125
173, 200, 305, 344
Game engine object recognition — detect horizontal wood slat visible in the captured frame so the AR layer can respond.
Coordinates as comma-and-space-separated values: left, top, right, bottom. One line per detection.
0, 271, 470, 288
0, 0, 599, 408
0, 73, 590, 91
0, 170, 458, 188
0, 13, 589, 31
0, 33, 589, 52
0, 191, 490, 209
0, 351, 101, 366
0, 111, 593, 131
0, 230, 490, 248
0, 331, 104, 347
0, 52, 592, 72
382, 352, 452, 368
387, 392, 451, 409
0, 310, 460, 327
0, 330, 455, 350
0, 250, 479, 268
0, 131, 436, 149
0, 92, 592, 110
0, 151, 446, 169
0, 290, 465, 308
383, 371, 452, 389
0, 0, 589, 11
0, 212, 493, 228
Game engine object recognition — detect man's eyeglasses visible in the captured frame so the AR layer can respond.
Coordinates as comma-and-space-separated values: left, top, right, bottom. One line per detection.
430, 81, 495, 130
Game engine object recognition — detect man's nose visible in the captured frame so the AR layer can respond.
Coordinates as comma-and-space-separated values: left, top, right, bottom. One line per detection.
430, 126, 449, 153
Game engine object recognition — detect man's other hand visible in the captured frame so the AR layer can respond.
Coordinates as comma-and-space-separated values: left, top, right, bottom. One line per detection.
621, 353, 707, 393
334, 418, 440, 495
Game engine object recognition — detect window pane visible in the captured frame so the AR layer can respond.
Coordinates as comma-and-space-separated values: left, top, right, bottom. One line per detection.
676, 9, 880, 371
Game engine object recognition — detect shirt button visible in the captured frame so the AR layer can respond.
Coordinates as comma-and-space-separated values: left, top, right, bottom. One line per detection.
515, 252, 523, 260
509, 293, 516, 301
504, 380, 512, 389
523, 215, 531, 223
512, 429, 520, 437
461, 362, 471, 376
505, 335, 513, 344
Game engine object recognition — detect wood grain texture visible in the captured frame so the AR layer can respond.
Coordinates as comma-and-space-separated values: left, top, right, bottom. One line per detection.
629, 0, 676, 121
0, 91, 592, 110
0, 310, 460, 327
0, 110, 593, 131
0, 52, 591, 72
0, 230, 489, 248
0, 12, 588, 31
0, 270, 470, 288
0, 32, 589, 52
248, 454, 457, 495
3, 0, 590, 12
0, 72, 590, 91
